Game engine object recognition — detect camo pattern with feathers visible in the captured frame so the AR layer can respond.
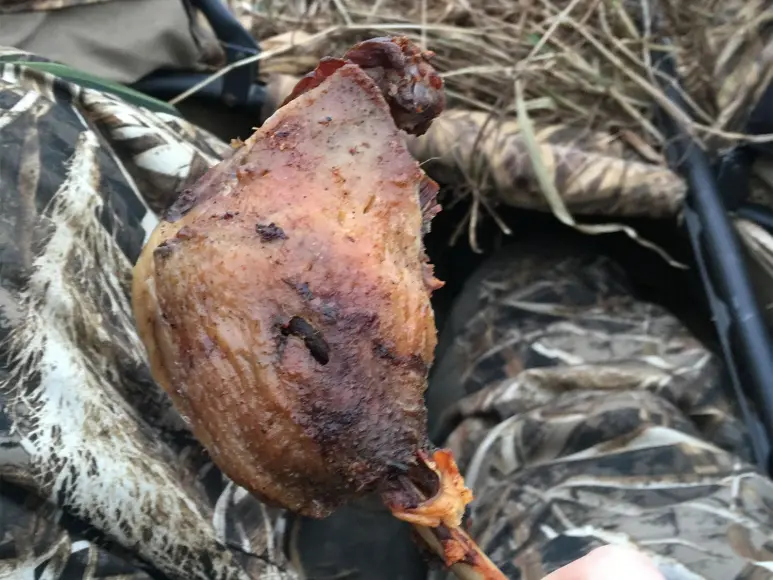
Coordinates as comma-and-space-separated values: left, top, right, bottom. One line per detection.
0, 50, 297, 580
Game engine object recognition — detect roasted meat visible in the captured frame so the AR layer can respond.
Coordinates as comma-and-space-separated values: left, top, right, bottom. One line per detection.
132, 37, 449, 519
132, 37, 510, 579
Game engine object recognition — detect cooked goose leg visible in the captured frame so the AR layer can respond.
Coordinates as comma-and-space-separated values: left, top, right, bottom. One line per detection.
132, 36, 505, 580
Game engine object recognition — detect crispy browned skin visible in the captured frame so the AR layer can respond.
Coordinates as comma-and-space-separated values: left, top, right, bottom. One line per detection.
284, 36, 446, 136
132, 37, 445, 518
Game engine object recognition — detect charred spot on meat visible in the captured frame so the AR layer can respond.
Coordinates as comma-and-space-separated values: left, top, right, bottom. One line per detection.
256, 222, 287, 241
282, 316, 330, 366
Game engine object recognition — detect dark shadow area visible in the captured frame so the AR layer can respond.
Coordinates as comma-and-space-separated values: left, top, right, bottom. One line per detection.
425, 193, 717, 352
289, 496, 427, 580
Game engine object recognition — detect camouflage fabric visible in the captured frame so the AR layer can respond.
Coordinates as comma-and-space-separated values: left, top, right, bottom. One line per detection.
0, 50, 296, 579
0, 0, 110, 13
427, 241, 773, 580
408, 111, 687, 220
0, 0, 225, 86
2, 37, 773, 580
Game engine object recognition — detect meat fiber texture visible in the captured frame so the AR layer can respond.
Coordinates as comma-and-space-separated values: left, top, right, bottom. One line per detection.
132, 41, 444, 518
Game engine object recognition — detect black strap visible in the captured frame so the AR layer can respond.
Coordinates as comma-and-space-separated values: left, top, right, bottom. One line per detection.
653, 42, 773, 473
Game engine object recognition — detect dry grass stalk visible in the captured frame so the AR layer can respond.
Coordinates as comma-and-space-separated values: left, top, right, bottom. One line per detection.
211, 0, 773, 260
511, 79, 686, 267
230, 0, 773, 148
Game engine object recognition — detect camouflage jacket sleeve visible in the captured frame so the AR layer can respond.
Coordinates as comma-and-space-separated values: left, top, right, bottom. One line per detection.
428, 242, 773, 580
0, 50, 297, 580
